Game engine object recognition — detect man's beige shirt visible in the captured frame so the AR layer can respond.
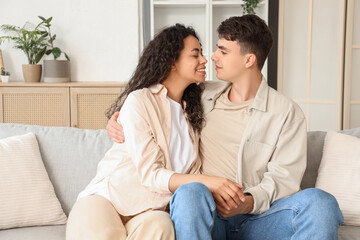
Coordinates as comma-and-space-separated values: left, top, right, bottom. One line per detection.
200, 78, 307, 214
83, 84, 201, 216
201, 86, 253, 182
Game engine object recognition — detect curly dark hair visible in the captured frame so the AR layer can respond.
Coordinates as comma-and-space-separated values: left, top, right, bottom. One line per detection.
217, 14, 273, 70
106, 24, 204, 133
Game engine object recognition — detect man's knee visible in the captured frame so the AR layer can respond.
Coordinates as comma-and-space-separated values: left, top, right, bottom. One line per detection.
298, 188, 343, 221
172, 182, 212, 202
301, 188, 338, 207
170, 182, 215, 223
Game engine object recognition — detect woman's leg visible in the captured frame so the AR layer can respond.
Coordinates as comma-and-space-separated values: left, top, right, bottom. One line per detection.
125, 210, 174, 240
66, 195, 127, 240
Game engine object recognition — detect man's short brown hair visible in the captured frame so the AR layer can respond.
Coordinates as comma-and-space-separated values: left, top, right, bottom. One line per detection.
217, 15, 273, 70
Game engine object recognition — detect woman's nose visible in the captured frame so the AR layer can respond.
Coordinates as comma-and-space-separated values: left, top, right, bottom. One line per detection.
200, 55, 208, 64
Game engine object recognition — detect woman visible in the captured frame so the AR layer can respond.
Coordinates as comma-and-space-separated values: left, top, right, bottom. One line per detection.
66, 24, 243, 240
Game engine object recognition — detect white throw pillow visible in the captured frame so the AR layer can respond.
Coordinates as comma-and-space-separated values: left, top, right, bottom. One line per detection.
0, 133, 67, 229
315, 131, 360, 226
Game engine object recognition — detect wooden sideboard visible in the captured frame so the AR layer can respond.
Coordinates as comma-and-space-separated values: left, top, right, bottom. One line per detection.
0, 82, 126, 129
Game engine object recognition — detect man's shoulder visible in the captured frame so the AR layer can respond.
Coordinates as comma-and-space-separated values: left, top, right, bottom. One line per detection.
267, 87, 305, 120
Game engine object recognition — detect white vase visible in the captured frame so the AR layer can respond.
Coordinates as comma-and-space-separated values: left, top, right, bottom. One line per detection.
0, 75, 9, 83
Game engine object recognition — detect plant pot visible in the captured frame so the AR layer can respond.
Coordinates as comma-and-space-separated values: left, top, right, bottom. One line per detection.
22, 64, 42, 83
43, 60, 70, 83
0, 75, 9, 83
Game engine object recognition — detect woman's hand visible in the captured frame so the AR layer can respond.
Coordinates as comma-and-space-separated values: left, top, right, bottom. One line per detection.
106, 112, 125, 143
169, 174, 245, 211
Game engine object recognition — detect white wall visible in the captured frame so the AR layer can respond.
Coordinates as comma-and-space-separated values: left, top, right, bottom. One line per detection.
279, 0, 346, 131
0, 0, 140, 82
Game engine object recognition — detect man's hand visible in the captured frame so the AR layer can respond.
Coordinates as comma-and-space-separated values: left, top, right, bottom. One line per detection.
201, 176, 246, 211
216, 195, 254, 218
106, 112, 125, 143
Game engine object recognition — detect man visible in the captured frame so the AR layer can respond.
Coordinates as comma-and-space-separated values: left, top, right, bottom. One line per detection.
107, 15, 343, 239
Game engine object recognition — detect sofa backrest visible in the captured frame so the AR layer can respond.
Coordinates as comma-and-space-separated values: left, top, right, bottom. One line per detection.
1, 123, 359, 216
0, 123, 113, 216
302, 127, 360, 189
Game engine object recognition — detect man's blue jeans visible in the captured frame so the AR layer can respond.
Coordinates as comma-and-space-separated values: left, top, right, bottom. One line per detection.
170, 182, 344, 240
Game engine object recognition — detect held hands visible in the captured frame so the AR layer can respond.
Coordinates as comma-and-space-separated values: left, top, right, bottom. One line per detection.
216, 194, 254, 218
201, 176, 245, 212
106, 112, 125, 143
200, 175, 254, 218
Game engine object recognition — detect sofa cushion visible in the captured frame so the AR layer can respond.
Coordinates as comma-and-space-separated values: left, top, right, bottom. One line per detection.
0, 133, 67, 229
0, 225, 65, 240
338, 225, 360, 240
301, 127, 360, 189
301, 131, 327, 189
0, 124, 114, 216
315, 131, 360, 226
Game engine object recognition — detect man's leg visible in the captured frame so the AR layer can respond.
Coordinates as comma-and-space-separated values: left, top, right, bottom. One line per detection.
170, 182, 218, 240
125, 210, 174, 240
228, 188, 343, 240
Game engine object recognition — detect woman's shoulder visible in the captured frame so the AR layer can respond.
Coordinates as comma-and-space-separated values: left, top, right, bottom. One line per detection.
125, 88, 154, 104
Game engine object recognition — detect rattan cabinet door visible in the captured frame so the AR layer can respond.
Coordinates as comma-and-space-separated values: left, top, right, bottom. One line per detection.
0, 87, 70, 126
70, 87, 124, 129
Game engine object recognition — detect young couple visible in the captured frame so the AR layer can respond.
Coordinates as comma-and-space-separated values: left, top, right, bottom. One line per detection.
66, 15, 343, 240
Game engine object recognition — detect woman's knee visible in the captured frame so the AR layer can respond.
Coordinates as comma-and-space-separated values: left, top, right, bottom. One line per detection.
127, 211, 174, 240
66, 196, 127, 240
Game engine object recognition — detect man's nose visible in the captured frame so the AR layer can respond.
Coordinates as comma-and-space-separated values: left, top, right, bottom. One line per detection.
211, 52, 217, 61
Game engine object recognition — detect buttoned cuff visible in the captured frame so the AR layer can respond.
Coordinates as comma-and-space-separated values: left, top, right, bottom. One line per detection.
244, 185, 270, 214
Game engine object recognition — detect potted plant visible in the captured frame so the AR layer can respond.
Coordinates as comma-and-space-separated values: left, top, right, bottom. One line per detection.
40, 16, 70, 83
0, 21, 48, 82
0, 67, 10, 82
241, 0, 262, 14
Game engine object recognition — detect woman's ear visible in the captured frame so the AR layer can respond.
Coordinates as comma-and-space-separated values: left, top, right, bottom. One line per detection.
245, 53, 256, 68
171, 63, 177, 71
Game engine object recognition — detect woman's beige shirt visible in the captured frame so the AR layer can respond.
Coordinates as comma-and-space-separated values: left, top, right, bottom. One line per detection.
83, 84, 201, 216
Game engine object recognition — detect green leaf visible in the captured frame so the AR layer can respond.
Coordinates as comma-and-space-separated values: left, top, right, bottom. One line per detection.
35, 47, 47, 64
38, 16, 46, 21
49, 34, 56, 44
52, 47, 61, 59
45, 17, 53, 24
46, 49, 52, 55
64, 53, 70, 61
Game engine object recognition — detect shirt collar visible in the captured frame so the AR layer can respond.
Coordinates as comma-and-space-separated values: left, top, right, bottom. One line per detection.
208, 76, 269, 112
148, 83, 186, 108
250, 76, 269, 112
148, 83, 167, 94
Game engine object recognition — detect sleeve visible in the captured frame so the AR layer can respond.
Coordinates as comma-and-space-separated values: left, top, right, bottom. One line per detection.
120, 92, 175, 193
244, 112, 307, 214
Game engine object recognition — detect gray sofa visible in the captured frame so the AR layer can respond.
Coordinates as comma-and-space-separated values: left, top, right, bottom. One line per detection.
0, 123, 359, 239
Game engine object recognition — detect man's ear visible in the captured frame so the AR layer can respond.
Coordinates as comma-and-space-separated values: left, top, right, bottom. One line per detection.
245, 53, 257, 68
